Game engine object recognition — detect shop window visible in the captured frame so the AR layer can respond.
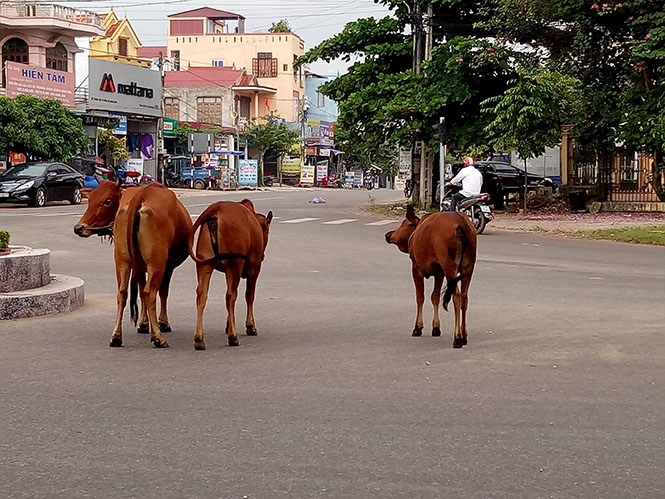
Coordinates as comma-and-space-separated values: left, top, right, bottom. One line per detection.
118, 38, 128, 57
46, 42, 68, 72
197, 96, 223, 125
164, 97, 180, 120
317, 91, 325, 107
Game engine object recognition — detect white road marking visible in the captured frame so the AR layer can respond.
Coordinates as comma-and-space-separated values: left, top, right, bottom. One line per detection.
322, 219, 358, 225
279, 217, 320, 224
365, 220, 398, 226
36, 212, 81, 217
187, 196, 286, 207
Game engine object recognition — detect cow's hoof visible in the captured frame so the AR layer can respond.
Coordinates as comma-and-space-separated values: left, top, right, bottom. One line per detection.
228, 336, 240, 347
152, 338, 169, 348
412, 327, 423, 337
246, 326, 258, 336
194, 339, 206, 351
137, 324, 149, 334
452, 337, 467, 348
432, 327, 441, 337
159, 322, 172, 333
109, 337, 122, 348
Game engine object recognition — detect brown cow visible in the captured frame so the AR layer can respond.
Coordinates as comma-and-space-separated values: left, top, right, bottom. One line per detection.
74, 180, 193, 348
385, 205, 477, 348
189, 199, 273, 350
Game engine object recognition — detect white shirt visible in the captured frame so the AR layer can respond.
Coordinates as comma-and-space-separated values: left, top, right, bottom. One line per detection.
450, 166, 483, 197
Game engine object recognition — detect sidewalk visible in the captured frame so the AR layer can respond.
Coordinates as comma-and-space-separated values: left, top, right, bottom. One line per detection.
491, 211, 665, 233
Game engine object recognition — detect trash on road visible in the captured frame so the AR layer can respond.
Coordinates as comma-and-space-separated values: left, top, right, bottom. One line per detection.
309, 197, 326, 204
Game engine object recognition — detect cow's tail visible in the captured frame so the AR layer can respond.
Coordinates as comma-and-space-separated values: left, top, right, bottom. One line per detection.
129, 272, 139, 326
189, 206, 247, 265
442, 214, 472, 311
126, 190, 146, 326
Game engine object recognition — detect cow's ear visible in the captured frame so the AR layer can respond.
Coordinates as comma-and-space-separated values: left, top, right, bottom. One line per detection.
266, 211, 273, 225
80, 188, 92, 199
115, 176, 123, 187
406, 204, 419, 223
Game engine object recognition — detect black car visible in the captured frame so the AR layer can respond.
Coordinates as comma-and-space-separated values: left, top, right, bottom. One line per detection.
0, 162, 84, 207
476, 161, 557, 195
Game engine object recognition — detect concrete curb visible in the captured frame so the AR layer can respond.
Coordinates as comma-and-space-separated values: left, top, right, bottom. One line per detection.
0, 274, 84, 320
0, 247, 50, 293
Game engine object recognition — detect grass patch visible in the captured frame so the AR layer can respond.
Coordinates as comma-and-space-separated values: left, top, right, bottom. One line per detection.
578, 225, 665, 246
370, 201, 408, 216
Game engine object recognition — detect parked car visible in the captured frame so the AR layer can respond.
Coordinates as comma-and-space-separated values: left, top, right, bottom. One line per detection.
0, 162, 84, 207
476, 161, 557, 195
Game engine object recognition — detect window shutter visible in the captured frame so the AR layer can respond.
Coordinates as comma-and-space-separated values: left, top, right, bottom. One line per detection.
252, 58, 258, 75
271, 58, 278, 77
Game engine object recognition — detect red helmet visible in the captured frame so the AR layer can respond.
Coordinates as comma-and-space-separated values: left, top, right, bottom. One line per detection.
463, 156, 475, 167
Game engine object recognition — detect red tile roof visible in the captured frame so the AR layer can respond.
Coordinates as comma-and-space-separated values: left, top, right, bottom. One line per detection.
138, 46, 167, 58
168, 7, 244, 20
106, 20, 122, 38
164, 67, 244, 88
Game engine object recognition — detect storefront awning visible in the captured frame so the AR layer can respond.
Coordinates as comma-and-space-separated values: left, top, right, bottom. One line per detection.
213, 150, 245, 156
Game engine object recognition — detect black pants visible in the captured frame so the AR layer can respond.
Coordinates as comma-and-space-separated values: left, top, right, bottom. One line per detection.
449, 192, 467, 211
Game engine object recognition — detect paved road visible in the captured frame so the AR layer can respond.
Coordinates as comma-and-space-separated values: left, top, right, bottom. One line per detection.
1, 188, 664, 498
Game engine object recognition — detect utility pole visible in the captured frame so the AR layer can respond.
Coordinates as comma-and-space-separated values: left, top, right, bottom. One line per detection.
434, 117, 446, 211
409, 1, 424, 205
419, 2, 434, 209
157, 52, 165, 184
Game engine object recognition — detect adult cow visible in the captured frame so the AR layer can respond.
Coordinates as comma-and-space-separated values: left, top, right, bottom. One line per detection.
189, 199, 273, 350
385, 205, 477, 348
74, 180, 193, 348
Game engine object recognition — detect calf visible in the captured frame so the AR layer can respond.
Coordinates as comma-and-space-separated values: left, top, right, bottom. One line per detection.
189, 199, 273, 350
385, 205, 477, 348
74, 181, 192, 348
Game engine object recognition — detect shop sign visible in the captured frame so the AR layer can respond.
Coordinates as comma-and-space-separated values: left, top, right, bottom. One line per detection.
110, 112, 127, 135
306, 146, 317, 156
88, 58, 161, 117
316, 161, 328, 181
5, 62, 75, 108
300, 163, 315, 185
306, 118, 321, 144
344, 171, 355, 187
320, 122, 334, 146
163, 118, 177, 137
318, 148, 331, 157
399, 147, 412, 176
281, 157, 301, 175
238, 159, 258, 186
207, 154, 219, 168
127, 158, 144, 175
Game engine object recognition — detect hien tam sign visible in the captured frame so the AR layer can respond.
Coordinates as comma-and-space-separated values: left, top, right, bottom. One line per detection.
5, 62, 75, 107
88, 58, 161, 117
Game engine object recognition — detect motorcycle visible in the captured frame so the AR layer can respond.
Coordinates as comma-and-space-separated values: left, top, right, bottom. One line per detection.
441, 185, 493, 235
364, 173, 374, 190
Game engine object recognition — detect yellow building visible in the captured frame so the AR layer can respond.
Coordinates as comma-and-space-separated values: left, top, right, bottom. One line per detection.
89, 11, 151, 67
162, 7, 305, 122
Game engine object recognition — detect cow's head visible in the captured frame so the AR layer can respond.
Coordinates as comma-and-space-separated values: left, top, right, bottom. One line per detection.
73, 180, 122, 238
385, 204, 420, 254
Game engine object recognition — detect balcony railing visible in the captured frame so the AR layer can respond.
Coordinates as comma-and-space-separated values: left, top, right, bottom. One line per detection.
0, 2, 104, 30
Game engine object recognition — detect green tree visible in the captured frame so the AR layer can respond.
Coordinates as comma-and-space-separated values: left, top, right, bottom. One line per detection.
490, 0, 665, 200
269, 19, 292, 33
245, 118, 300, 186
483, 69, 582, 212
98, 128, 129, 166
0, 95, 88, 161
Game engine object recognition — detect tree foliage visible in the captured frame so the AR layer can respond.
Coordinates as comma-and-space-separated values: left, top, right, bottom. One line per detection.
0, 95, 88, 161
98, 128, 129, 163
269, 19, 292, 33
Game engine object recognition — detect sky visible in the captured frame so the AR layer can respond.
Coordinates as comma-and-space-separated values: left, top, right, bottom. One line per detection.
65, 0, 393, 85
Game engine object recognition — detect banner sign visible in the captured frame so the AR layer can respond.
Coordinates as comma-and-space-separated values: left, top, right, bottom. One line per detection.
319, 122, 334, 146
399, 147, 412, 177
5, 62, 75, 107
238, 159, 258, 187
316, 161, 328, 181
163, 118, 177, 137
281, 157, 301, 175
88, 58, 162, 117
300, 163, 315, 185
109, 112, 127, 135
344, 171, 355, 187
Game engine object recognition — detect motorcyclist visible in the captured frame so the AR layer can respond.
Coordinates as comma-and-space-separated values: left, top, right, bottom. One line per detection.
446, 156, 483, 211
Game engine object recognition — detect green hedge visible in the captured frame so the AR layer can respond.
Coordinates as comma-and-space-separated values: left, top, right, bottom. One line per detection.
0, 230, 10, 251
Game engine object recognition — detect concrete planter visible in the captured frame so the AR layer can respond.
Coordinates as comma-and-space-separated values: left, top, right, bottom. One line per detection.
0, 246, 85, 320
